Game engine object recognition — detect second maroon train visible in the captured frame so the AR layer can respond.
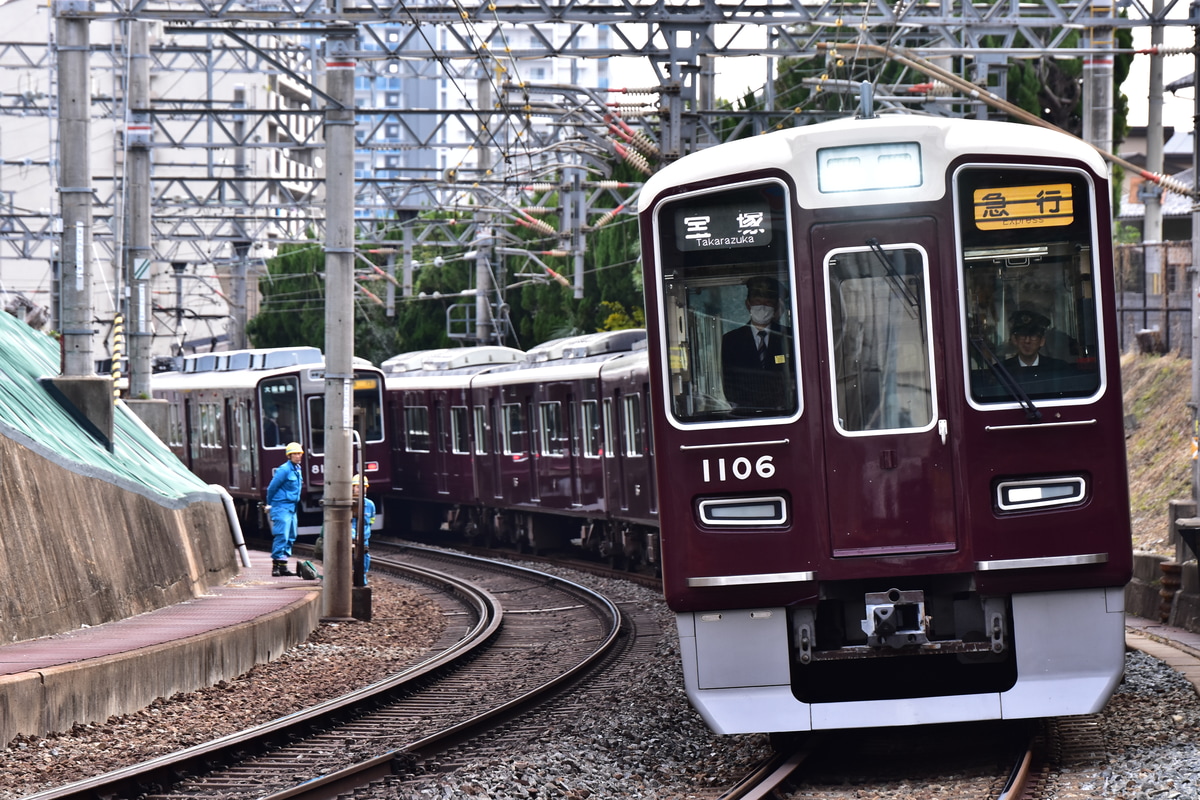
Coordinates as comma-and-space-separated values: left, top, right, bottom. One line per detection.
150, 331, 661, 569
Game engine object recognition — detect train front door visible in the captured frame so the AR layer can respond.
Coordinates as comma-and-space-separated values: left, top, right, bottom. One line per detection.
812, 218, 959, 557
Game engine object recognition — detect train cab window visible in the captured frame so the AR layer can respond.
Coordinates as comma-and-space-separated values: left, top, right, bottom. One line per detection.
307, 396, 325, 454
652, 180, 799, 424
581, 400, 601, 458
825, 245, 935, 433
306, 376, 386, 455
957, 168, 1103, 404
451, 406, 470, 454
352, 375, 385, 443
502, 402, 527, 457
260, 377, 300, 449
539, 401, 567, 457
404, 405, 431, 453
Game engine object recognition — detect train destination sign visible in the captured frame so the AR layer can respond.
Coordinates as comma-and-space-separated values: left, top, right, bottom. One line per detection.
973, 183, 1074, 230
674, 200, 772, 252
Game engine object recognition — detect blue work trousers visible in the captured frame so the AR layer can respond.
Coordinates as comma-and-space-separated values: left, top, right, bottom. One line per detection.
270, 504, 298, 561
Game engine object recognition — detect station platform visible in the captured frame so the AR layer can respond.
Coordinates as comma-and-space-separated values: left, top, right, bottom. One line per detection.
0, 550, 321, 746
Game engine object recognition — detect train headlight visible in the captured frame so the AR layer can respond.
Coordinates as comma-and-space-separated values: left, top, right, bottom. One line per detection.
697, 496, 788, 527
816, 142, 922, 193
996, 476, 1086, 512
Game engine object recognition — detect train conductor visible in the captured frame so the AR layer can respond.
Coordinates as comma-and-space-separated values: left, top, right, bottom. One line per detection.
721, 276, 794, 412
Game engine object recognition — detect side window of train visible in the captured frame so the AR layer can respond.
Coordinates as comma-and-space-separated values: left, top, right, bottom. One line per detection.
581, 400, 601, 458
825, 245, 935, 434
260, 377, 300, 449
472, 406, 489, 456
602, 398, 616, 458
404, 404, 431, 453
167, 401, 184, 448
539, 401, 567, 457
623, 394, 644, 457
502, 402, 526, 456
957, 168, 1103, 404
451, 406, 470, 454
654, 180, 800, 423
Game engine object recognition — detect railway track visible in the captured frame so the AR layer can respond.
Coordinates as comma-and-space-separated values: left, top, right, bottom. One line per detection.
23, 545, 623, 800
718, 717, 1107, 800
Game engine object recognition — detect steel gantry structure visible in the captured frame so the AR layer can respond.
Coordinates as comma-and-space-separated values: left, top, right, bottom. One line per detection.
3, 0, 1197, 618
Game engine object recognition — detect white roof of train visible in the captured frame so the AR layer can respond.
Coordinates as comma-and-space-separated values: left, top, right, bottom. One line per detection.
639, 115, 1108, 213
152, 348, 380, 392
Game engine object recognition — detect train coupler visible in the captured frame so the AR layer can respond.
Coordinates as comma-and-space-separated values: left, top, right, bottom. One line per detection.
862, 588, 929, 648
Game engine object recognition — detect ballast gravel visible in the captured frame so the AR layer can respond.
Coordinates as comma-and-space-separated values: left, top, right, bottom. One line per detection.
2, 561, 1199, 800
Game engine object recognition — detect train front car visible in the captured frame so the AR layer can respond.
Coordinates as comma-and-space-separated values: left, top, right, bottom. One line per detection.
638, 115, 1133, 734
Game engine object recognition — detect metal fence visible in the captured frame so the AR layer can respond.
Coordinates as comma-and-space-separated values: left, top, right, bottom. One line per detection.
1114, 241, 1194, 355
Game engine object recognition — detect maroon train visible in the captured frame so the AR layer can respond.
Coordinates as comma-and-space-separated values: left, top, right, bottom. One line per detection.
151, 346, 390, 533
150, 333, 663, 570
151, 115, 1134, 738
637, 114, 1133, 733
381, 329, 659, 568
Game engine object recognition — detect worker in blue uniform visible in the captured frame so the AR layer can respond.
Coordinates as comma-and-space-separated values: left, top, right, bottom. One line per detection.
265, 441, 305, 577
352, 473, 376, 583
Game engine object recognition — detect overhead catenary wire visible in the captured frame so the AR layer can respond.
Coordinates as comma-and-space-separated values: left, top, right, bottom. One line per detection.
819, 41, 1198, 199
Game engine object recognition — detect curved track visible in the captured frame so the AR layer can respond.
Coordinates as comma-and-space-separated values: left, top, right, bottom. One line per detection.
24, 545, 622, 800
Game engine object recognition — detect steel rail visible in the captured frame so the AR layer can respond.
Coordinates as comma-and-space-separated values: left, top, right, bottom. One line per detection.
22, 554, 501, 800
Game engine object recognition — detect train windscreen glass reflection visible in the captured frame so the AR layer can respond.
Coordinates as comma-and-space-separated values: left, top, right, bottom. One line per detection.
826, 245, 934, 433
959, 168, 1102, 403
656, 180, 799, 422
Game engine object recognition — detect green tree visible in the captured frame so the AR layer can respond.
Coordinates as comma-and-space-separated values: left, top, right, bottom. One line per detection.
245, 241, 326, 350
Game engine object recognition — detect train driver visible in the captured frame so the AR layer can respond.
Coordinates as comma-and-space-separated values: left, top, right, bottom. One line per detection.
721, 276, 794, 413
265, 441, 305, 577
1004, 309, 1069, 377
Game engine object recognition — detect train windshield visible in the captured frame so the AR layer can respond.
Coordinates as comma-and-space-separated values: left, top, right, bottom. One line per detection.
958, 167, 1103, 404
260, 377, 300, 449
653, 179, 800, 423
825, 244, 935, 433
306, 373, 386, 455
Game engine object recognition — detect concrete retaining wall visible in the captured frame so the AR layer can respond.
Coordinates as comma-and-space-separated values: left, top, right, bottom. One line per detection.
1127, 551, 1200, 631
0, 433, 239, 644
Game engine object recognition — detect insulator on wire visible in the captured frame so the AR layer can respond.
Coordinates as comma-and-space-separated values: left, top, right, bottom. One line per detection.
608, 87, 660, 96
629, 130, 661, 158
592, 203, 626, 229
515, 216, 558, 237
607, 104, 657, 117
613, 142, 652, 175
909, 81, 953, 96
1146, 171, 1197, 199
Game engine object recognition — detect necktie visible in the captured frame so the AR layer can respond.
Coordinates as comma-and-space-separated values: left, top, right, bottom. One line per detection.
757, 330, 767, 365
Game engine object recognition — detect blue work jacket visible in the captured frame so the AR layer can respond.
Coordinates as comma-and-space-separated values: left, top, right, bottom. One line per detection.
266, 460, 304, 507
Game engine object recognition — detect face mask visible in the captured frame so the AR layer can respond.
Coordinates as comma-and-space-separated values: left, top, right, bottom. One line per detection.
749, 304, 775, 326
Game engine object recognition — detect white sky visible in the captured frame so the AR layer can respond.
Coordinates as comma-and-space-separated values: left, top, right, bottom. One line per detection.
612, 24, 1198, 134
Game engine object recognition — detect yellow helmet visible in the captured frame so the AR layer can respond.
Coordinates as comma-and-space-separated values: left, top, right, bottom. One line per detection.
352, 473, 369, 489
285, 442, 304, 455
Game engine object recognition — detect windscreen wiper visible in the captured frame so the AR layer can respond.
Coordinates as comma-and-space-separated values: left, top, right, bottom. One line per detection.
866, 238, 920, 319
970, 336, 1041, 422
